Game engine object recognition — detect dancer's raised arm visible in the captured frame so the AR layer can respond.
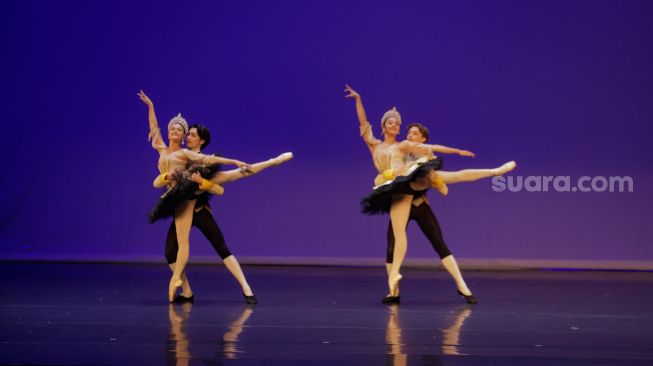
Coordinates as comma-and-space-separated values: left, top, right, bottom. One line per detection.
181, 149, 250, 169
345, 84, 381, 147
137, 90, 166, 151
431, 144, 475, 157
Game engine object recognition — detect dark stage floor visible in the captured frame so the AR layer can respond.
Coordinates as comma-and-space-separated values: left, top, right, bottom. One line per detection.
0, 263, 652, 365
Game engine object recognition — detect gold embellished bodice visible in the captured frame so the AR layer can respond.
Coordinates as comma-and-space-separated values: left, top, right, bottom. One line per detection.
370, 143, 408, 173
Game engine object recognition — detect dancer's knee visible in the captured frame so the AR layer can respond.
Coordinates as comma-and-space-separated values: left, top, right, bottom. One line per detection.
435, 245, 452, 259
218, 247, 233, 260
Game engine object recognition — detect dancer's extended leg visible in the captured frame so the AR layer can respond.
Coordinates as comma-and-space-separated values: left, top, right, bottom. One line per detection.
388, 194, 413, 296
165, 221, 193, 297
211, 152, 293, 185
224, 256, 254, 297
386, 222, 399, 297
169, 199, 195, 301
436, 161, 516, 185
441, 255, 472, 296
411, 203, 473, 297
192, 208, 254, 297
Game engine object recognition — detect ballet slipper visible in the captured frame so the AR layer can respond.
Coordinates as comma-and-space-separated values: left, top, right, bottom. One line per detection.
455, 282, 476, 304
241, 284, 257, 304
242, 285, 254, 297
242, 293, 258, 305
493, 161, 517, 176
457, 289, 478, 304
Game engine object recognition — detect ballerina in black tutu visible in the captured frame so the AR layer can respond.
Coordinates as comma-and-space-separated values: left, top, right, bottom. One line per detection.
344, 84, 475, 297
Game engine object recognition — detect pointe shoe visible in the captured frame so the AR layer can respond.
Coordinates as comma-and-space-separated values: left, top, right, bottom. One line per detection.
243, 293, 258, 305
168, 278, 183, 302
493, 161, 517, 176
457, 289, 478, 304
388, 273, 403, 297
431, 173, 449, 196
271, 152, 293, 166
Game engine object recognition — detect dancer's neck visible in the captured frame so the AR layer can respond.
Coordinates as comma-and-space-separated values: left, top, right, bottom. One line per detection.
383, 134, 398, 144
167, 140, 182, 152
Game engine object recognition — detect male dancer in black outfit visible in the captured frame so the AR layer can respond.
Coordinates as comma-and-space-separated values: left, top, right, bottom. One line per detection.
162, 124, 256, 304
384, 123, 516, 305
161, 124, 293, 304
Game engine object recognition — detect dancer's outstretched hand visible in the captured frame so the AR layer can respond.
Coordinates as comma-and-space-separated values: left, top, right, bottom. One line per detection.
458, 150, 475, 158
344, 84, 360, 100
138, 90, 153, 107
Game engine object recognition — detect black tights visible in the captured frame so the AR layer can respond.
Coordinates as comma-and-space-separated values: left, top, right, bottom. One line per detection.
386, 201, 452, 263
165, 207, 232, 264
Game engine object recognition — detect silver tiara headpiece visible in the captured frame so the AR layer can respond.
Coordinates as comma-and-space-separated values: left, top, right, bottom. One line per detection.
381, 107, 401, 126
168, 113, 188, 135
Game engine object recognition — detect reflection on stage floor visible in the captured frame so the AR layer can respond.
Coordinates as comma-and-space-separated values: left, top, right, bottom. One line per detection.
0, 263, 651, 365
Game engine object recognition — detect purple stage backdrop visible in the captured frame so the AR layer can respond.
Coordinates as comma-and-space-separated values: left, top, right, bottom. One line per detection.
1, 1, 652, 268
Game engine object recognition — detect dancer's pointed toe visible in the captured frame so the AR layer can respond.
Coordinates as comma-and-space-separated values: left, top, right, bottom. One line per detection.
272, 152, 294, 166
388, 273, 403, 297
168, 278, 183, 302
494, 161, 517, 176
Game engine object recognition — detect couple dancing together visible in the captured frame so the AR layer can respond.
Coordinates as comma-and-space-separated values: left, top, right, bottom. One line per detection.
345, 84, 516, 304
138, 90, 293, 304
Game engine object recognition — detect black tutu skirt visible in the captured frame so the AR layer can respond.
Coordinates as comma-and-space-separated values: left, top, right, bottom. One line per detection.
360, 157, 442, 215
148, 163, 222, 223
